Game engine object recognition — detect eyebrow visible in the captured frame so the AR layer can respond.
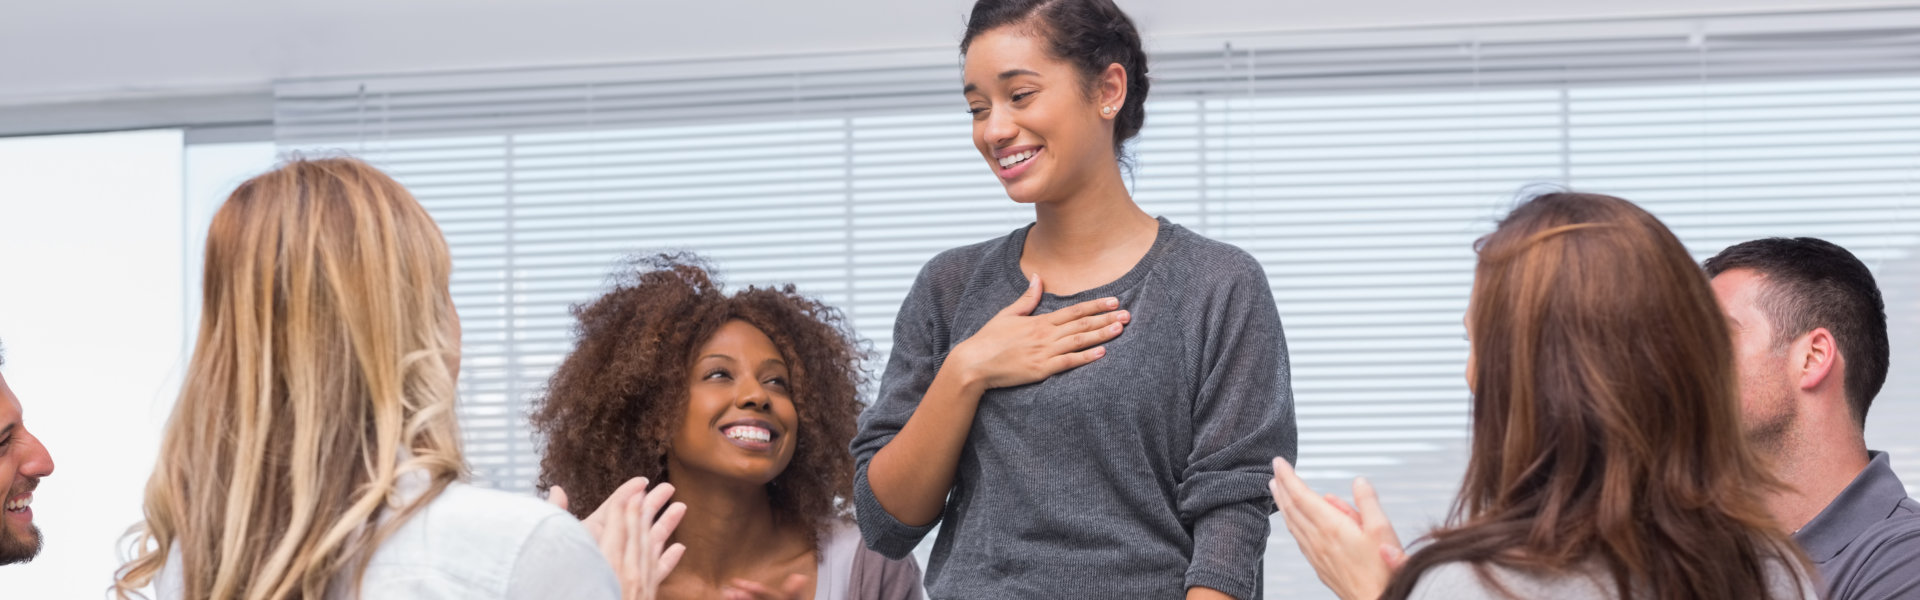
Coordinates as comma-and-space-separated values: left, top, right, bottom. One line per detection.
963, 69, 1044, 94
698, 355, 788, 370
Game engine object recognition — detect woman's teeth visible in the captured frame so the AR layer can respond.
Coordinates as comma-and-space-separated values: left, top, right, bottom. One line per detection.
999, 149, 1037, 169
5, 494, 30, 512
724, 426, 771, 443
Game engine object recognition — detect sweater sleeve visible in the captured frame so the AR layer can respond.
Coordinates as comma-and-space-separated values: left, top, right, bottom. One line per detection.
1179, 256, 1297, 599
849, 257, 954, 559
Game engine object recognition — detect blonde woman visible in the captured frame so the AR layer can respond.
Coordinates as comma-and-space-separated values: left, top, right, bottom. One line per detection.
113, 158, 683, 600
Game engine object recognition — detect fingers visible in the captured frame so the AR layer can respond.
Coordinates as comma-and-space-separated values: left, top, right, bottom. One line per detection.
651, 501, 687, 576
722, 579, 803, 600
1353, 477, 1394, 530
1272, 477, 1321, 542
1045, 296, 1122, 326
781, 574, 810, 596
641, 482, 677, 521
1053, 321, 1125, 354
1325, 494, 1360, 523
657, 542, 686, 582
1043, 345, 1108, 373
1000, 273, 1044, 317
627, 483, 677, 589
1060, 309, 1130, 336
722, 575, 809, 600
599, 481, 631, 571
547, 485, 570, 512
1273, 458, 1349, 526
590, 477, 652, 531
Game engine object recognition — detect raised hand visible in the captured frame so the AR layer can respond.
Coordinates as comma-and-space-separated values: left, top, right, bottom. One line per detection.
549, 477, 651, 542
553, 478, 687, 600
1270, 458, 1405, 600
948, 272, 1129, 390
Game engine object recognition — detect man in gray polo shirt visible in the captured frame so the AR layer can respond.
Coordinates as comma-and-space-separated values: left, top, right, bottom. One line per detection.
1707, 238, 1920, 599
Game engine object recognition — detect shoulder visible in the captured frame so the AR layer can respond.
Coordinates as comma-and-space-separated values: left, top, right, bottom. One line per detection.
1406, 561, 1613, 600
406, 482, 581, 542
900, 230, 1021, 320
1843, 507, 1920, 581
370, 483, 594, 574
350, 483, 613, 599
916, 234, 1011, 289
1161, 224, 1266, 280
1155, 224, 1271, 307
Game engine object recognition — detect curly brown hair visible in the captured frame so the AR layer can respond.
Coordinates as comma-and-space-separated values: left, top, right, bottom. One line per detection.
530, 253, 868, 548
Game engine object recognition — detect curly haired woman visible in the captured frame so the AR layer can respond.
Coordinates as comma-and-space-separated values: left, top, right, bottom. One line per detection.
532, 255, 923, 600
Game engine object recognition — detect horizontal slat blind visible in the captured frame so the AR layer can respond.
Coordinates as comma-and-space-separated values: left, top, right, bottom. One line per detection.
276, 16, 1920, 598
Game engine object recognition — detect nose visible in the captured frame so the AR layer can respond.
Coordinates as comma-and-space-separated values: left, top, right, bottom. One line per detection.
20, 428, 52, 480
981, 106, 1019, 150
734, 380, 770, 412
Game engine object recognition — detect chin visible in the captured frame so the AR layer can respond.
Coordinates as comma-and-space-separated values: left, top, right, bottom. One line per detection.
1001, 181, 1053, 205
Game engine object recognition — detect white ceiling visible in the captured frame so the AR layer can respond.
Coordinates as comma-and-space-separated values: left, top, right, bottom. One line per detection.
1, 0, 1913, 106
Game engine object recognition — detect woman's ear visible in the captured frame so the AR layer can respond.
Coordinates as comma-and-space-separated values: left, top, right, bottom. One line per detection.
1097, 63, 1128, 119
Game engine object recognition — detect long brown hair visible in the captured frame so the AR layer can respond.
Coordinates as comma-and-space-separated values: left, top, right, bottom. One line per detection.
115, 158, 466, 599
1380, 193, 1810, 600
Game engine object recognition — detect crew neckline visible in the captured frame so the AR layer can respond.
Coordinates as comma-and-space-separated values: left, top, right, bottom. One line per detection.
1000, 216, 1177, 303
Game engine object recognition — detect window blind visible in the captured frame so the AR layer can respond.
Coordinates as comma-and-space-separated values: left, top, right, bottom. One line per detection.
274, 14, 1920, 597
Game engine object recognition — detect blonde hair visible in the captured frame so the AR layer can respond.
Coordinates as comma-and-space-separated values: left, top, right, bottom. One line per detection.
115, 157, 468, 599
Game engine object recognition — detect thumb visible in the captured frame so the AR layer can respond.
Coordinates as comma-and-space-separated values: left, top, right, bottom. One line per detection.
547, 485, 570, 512
1381, 542, 1409, 570
1002, 272, 1043, 316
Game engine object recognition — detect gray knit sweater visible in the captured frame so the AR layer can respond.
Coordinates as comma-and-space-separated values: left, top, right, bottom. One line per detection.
850, 218, 1297, 600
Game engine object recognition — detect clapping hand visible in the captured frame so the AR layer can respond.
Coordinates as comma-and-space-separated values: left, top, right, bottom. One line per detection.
1270, 458, 1408, 600
549, 478, 689, 600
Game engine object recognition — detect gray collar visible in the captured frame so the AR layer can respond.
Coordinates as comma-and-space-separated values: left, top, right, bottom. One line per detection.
1794, 450, 1912, 562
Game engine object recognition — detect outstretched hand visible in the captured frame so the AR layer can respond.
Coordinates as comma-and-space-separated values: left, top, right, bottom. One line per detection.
1270, 458, 1406, 600
948, 272, 1129, 390
549, 478, 688, 600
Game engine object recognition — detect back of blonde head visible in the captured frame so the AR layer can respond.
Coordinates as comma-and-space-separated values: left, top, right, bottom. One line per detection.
115, 157, 467, 599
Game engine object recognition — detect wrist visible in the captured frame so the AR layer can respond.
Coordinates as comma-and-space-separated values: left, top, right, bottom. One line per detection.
937, 351, 990, 397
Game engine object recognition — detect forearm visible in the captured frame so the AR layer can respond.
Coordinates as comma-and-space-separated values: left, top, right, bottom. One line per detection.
864, 364, 985, 526
1187, 587, 1236, 600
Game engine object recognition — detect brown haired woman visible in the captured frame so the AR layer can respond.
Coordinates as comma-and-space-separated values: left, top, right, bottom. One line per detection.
532, 255, 923, 600
1270, 193, 1818, 599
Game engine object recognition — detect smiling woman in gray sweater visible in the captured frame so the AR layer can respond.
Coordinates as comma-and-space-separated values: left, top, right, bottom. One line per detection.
848, 1, 1295, 599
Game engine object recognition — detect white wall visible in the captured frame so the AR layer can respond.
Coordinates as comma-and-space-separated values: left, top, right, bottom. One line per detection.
3, 0, 1917, 106
0, 130, 185, 596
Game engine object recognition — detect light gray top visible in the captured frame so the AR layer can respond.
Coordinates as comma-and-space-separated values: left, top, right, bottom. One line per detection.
1794, 450, 1920, 600
159, 478, 619, 599
1408, 556, 1818, 600
850, 218, 1297, 600
814, 519, 925, 600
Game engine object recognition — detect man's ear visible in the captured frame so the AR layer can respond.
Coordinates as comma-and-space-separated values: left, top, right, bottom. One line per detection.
1797, 327, 1841, 394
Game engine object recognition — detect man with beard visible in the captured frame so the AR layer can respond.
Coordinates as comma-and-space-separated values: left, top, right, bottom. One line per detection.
1708, 239, 1920, 599
1, 338, 57, 566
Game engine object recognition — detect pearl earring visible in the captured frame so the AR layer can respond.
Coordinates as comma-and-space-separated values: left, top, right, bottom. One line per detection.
1103, 106, 1114, 115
